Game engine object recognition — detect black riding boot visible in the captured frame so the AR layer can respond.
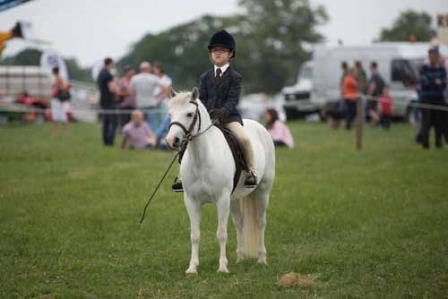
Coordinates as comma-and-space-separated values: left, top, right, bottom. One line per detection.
172, 176, 183, 192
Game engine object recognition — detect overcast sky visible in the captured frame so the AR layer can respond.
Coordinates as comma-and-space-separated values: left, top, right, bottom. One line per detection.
0, 0, 447, 67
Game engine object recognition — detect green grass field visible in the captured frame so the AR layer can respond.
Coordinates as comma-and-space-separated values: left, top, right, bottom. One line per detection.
1, 121, 447, 298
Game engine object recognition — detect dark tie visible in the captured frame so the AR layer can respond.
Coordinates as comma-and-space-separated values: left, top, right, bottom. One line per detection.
214, 68, 222, 84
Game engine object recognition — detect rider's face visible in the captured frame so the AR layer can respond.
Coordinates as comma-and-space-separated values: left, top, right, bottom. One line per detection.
210, 47, 232, 67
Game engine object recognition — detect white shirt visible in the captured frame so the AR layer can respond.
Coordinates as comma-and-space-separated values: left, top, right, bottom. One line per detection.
154, 74, 172, 103
131, 72, 160, 107
214, 63, 229, 77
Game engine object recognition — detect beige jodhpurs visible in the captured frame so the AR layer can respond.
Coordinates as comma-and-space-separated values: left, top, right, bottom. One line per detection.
225, 122, 255, 173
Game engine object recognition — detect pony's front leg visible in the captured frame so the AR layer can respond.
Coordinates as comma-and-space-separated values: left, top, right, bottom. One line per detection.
230, 198, 244, 262
216, 195, 231, 273
184, 195, 201, 274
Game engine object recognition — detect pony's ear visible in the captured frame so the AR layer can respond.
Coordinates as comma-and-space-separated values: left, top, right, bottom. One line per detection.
191, 87, 199, 101
169, 88, 177, 98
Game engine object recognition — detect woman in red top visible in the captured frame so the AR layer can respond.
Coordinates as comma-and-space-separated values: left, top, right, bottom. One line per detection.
342, 68, 359, 129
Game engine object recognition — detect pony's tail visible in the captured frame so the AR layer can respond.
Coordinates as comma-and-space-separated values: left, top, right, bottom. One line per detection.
240, 194, 259, 258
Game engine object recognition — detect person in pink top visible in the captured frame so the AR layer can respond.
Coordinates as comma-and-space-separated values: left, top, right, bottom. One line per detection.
264, 108, 294, 148
120, 110, 156, 150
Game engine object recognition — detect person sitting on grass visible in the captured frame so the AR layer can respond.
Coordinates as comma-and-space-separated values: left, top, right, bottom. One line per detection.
120, 110, 156, 150
264, 108, 294, 148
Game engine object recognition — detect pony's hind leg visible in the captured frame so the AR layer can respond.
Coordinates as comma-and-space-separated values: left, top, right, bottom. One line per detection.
216, 195, 231, 273
184, 195, 201, 274
230, 198, 244, 262
254, 187, 271, 264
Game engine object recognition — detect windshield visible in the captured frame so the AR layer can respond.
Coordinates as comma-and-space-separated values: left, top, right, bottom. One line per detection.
391, 58, 424, 86
297, 65, 313, 82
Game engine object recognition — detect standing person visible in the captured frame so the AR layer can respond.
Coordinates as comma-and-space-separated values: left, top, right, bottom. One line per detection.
367, 61, 385, 127
264, 108, 294, 148
153, 62, 172, 134
130, 61, 160, 131
378, 85, 393, 130
354, 61, 367, 95
120, 110, 156, 150
418, 47, 447, 149
340, 61, 349, 93
338, 61, 349, 124
97, 57, 119, 146
50, 67, 70, 134
117, 65, 135, 129
172, 29, 257, 192
343, 67, 358, 130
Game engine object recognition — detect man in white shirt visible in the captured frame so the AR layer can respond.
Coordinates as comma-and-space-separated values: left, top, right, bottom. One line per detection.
130, 61, 161, 131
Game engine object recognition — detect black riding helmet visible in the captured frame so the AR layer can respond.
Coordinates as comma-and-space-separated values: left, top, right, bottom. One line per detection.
208, 30, 236, 59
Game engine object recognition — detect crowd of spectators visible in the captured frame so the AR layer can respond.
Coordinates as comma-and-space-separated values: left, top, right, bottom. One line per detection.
96, 58, 171, 150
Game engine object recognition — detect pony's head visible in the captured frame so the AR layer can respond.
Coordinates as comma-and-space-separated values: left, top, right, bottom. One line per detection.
165, 87, 204, 150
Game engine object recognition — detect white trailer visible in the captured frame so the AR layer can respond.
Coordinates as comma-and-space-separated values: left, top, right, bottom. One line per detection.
0, 66, 98, 122
282, 43, 448, 118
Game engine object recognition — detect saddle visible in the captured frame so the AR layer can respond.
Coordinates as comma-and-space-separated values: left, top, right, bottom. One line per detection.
178, 124, 247, 193
217, 124, 248, 193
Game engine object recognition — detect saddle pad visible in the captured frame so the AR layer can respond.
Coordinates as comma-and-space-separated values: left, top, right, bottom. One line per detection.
216, 124, 248, 193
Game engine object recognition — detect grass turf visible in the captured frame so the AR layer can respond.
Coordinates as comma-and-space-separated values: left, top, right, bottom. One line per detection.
0, 122, 447, 298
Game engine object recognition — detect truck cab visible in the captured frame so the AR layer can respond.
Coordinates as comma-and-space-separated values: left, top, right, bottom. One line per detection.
281, 61, 316, 119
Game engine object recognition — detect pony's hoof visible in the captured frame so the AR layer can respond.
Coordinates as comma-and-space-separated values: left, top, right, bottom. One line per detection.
217, 266, 229, 273
257, 258, 267, 265
236, 251, 244, 263
185, 267, 198, 275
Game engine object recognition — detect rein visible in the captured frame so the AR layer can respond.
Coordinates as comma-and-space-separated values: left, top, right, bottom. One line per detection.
139, 151, 179, 225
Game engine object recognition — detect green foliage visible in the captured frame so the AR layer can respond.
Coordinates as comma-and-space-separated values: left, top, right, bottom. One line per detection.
1, 122, 448, 298
379, 10, 434, 42
0, 48, 41, 65
65, 57, 93, 83
121, 16, 229, 90
120, 0, 327, 93
236, 0, 327, 92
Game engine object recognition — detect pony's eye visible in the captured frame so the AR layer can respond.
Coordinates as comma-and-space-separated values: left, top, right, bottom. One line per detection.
186, 113, 194, 118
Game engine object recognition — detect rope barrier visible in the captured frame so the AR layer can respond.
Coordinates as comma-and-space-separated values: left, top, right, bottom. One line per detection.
357, 96, 448, 112
330, 92, 448, 111
0, 103, 169, 115
1, 95, 448, 116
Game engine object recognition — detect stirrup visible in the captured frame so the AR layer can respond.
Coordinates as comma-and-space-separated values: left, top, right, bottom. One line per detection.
172, 176, 184, 192
244, 172, 257, 188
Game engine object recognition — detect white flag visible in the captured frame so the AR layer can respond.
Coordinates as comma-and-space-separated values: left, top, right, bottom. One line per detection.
40, 50, 69, 81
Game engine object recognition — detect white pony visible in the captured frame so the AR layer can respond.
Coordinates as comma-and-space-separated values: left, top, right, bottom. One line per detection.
165, 88, 275, 274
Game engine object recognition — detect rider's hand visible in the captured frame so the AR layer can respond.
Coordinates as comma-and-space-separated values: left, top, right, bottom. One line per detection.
211, 108, 227, 120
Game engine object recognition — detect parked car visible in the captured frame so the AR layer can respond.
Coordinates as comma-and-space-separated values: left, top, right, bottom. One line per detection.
238, 93, 286, 122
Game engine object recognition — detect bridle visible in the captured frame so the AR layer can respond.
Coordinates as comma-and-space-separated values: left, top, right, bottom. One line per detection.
168, 100, 216, 143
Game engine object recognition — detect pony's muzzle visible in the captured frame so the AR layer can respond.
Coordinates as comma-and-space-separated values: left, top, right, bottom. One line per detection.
173, 137, 181, 148
165, 135, 182, 150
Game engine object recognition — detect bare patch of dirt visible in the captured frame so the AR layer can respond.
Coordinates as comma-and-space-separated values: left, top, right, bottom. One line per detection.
278, 272, 320, 289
